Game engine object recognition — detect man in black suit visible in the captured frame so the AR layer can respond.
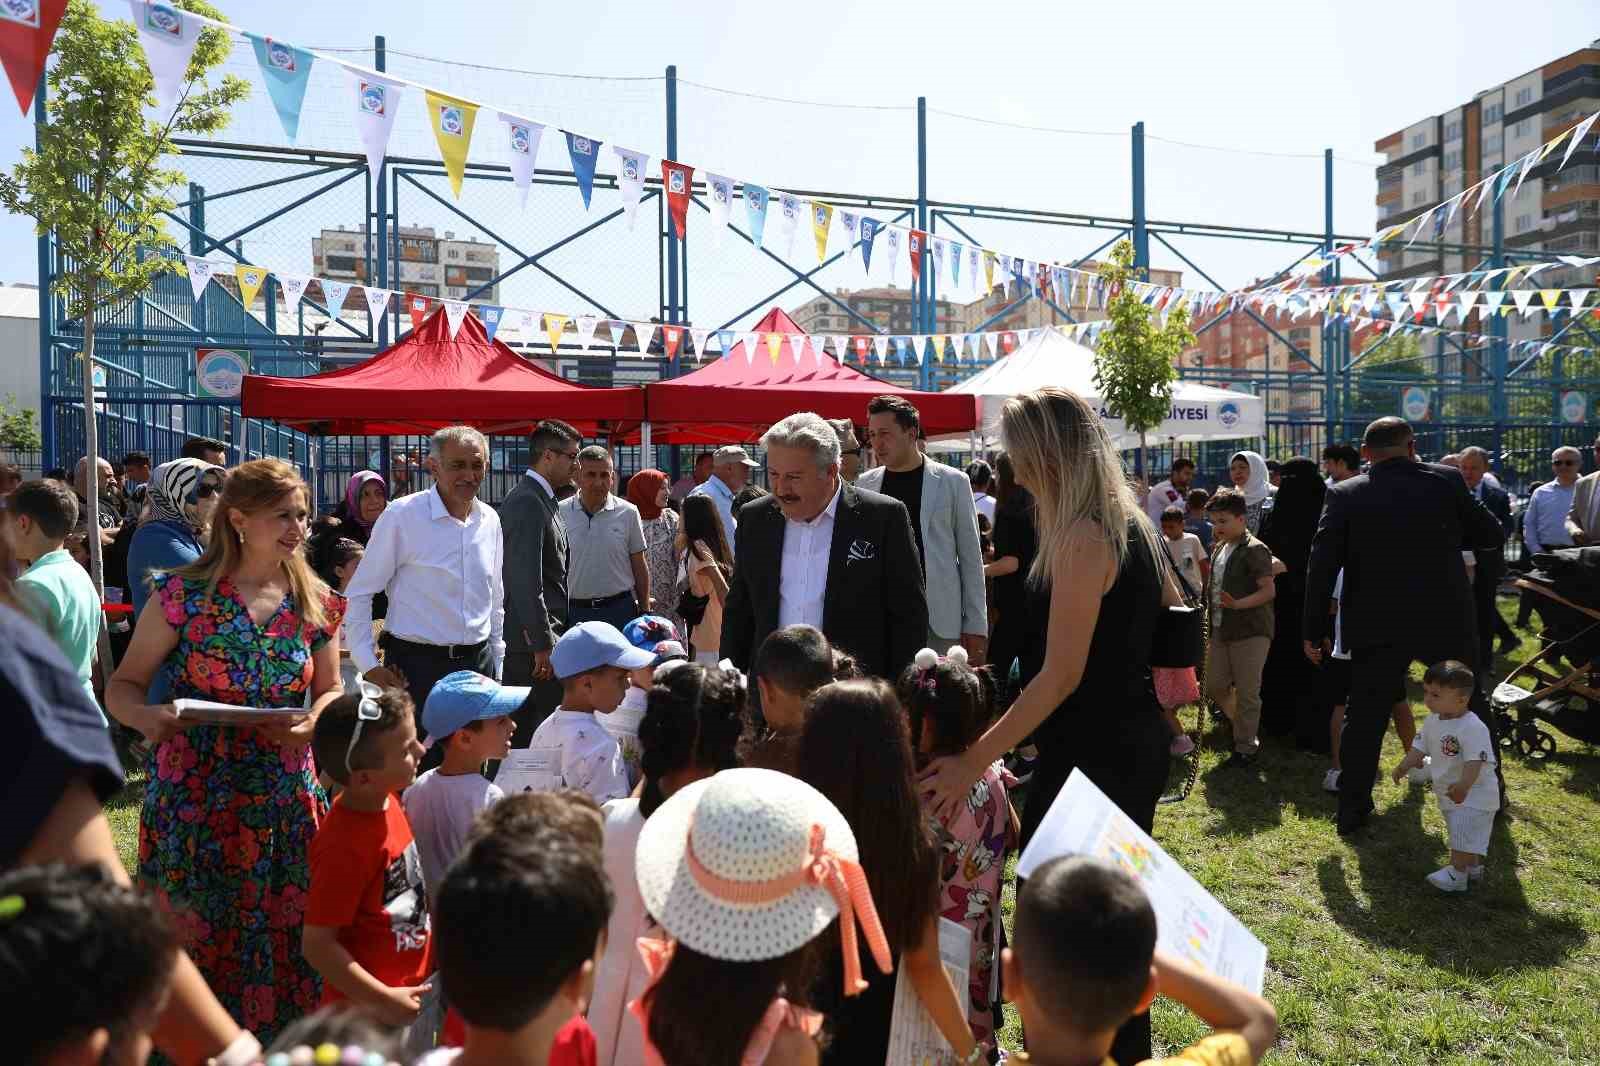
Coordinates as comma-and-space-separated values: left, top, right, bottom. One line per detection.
1458, 446, 1520, 661
1303, 417, 1506, 835
499, 419, 579, 744
723, 411, 928, 680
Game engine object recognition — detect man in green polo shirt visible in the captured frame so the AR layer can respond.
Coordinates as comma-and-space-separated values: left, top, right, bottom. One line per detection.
10, 479, 103, 714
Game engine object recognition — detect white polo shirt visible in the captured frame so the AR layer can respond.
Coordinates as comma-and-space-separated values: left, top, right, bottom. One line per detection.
560, 492, 646, 600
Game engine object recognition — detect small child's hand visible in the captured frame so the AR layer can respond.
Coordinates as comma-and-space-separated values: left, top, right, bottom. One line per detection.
376, 983, 431, 1027
1220, 590, 1237, 609
1446, 782, 1469, 804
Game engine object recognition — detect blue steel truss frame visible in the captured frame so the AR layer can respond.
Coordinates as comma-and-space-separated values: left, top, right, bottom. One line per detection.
38, 47, 1592, 502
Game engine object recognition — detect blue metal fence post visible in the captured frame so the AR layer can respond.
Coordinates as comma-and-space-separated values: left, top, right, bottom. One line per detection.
1491, 193, 1507, 467
1322, 148, 1339, 443
1131, 122, 1148, 278
665, 64, 680, 480
374, 35, 390, 347
34, 72, 54, 467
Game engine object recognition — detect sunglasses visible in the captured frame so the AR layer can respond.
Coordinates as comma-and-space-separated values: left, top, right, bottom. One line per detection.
344, 679, 384, 776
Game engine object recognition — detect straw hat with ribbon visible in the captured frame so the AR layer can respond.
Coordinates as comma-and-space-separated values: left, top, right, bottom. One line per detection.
634, 767, 892, 995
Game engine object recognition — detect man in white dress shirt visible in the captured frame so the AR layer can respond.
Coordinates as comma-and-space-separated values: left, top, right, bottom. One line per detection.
346, 425, 505, 746
722, 412, 926, 680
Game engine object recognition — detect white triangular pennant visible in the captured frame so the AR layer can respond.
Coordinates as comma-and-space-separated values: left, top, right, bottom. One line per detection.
788, 334, 807, 364
689, 327, 711, 360
985, 332, 999, 359
1560, 113, 1598, 172
347, 70, 404, 181
442, 300, 469, 338
497, 112, 546, 208
885, 227, 901, 285
575, 315, 599, 350
277, 273, 310, 314
872, 335, 889, 364
831, 335, 849, 364
1513, 151, 1539, 198
1482, 291, 1507, 314
612, 146, 649, 228
129, 1, 203, 116
631, 321, 656, 354
1511, 289, 1535, 316
742, 332, 759, 364
776, 193, 802, 258
705, 173, 735, 247
184, 256, 217, 302
1570, 289, 1593, 312
362, 285, 392, 322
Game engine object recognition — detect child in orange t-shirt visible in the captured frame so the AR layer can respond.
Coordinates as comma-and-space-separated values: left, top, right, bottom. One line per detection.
304, 683, 434, 1038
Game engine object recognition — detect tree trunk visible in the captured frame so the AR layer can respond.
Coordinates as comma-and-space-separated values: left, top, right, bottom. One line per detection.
81, 305, 116, 681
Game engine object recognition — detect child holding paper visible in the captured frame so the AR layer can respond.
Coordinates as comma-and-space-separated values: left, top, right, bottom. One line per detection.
513, 621, 654, 804
1390, 660, 1499, 893
899, 644, 1014, 1050
1003, 856, 1278, 1065
605, 614, 689, 787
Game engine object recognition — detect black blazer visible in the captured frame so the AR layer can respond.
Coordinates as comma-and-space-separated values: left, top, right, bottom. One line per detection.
1473, 481, 1513, 578
499, 473, 569, 654
1304, 458, 1506, 654
722, 483, 929, 680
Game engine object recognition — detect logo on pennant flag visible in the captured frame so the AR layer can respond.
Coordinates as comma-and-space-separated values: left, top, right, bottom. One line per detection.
360, 81, 385, 115
622, 156, 638, 181
510, 124, 531, 153
0, 0, 40, 27
144, 2, 181, 37
712, 178, 729, 202
439, 105, 464, 136
669, 169, 685, 193
265, 37, 294, 70
573, 136, 592, 155
234, 265, 266, 309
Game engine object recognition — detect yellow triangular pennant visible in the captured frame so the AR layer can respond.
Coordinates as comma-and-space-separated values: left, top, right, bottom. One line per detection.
425, 89, 480, 199
234, 264, 267, 309
1539, 289, 1560, 313
811, 201, 834, 263
544, 313, 569, 354
765, 332, 784, 365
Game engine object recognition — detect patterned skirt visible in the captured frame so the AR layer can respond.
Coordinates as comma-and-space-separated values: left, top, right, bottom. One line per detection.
138, 724, 328, 1046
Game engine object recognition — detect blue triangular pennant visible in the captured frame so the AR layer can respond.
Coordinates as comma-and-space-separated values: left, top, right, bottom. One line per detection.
247, 34, 315, 142
717, 329, 737, 357
564, 131, 603, 209
893, 335, 909, 363
479, 305, 504, 343
859, 217, 880, 272
744, 184, 770, 248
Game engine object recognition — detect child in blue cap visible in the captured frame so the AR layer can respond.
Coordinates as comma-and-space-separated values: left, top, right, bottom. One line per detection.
506, 621, 655, 805
403, 670, 523, 899
600, 615, 690, 787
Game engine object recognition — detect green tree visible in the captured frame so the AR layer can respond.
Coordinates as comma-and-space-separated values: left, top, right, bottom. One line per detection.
1092, 239, 1196, 474
0, 0, 246, 609
0, 395, 43, 451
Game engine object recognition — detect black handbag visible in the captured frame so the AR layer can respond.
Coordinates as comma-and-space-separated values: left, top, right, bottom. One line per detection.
678, 588, 709, 630
1151, 540, 1204, 668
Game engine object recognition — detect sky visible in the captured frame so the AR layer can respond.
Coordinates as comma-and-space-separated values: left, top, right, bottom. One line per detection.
1, 0, 1596, 332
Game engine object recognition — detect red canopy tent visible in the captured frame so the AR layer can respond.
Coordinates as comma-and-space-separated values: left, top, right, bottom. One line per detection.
241, 307, 644, 436
636, 308, 978, 445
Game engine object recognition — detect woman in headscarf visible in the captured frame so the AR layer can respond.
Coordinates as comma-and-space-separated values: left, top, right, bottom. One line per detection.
309, 471, 387, 587
1228, 450, 1274, 533
126, 459, 224, 619
627, 468, 682, 631
1257, 456, 1327, 745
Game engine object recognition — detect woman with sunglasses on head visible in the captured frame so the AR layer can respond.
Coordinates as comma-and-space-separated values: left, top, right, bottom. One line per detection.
108, 459, 347, 1047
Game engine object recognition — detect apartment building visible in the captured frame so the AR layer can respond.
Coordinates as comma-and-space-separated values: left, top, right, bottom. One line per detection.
311, 225, 501, 309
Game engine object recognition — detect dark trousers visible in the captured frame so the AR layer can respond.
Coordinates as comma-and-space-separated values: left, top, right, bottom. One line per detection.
381, 634, 494, 767
1019, 707, 1169, 1066
568, 592, 640, 634
1344, 638, 1501, 826
502, 650, 565, 749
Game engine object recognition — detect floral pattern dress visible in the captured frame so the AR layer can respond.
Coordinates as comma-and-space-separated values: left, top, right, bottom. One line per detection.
138, 573, 344, 1047
924, 760, 1015, 1048
642, 509, 682, 632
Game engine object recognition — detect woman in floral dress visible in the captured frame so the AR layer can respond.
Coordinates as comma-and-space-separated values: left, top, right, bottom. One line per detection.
109, 459, 345, 1047
627, 468, 682, 632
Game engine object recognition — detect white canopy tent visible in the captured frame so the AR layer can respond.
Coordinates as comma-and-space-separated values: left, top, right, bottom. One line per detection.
932, 327, 1266, 451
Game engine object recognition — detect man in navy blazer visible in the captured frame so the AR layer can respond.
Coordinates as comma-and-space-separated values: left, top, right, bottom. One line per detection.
722, 412, 928, 681
1458, 446, 1519, 660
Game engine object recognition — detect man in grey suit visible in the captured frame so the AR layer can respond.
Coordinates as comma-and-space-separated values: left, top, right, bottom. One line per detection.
1565, 433, 1600, 546
500, 419, 580, 744
858, 395, 988, 663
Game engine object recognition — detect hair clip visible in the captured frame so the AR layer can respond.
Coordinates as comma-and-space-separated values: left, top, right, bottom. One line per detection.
256, 1044, 402, 1066
0, 894, 23, 920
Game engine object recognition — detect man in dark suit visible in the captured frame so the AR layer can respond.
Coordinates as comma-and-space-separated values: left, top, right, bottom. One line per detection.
1303, 417, 1506, 835
499, 419, 579, 744
723, 411, 928, 681
1457, 446, 1519, 660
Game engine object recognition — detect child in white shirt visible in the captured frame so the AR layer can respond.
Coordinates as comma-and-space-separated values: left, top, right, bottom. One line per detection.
403, 670, 518, 899
518, 621, 654, 805
1390, 660, 1499, 893
601, 615, 689, 788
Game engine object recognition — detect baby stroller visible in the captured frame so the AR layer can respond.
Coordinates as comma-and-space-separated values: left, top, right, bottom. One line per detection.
1490, 546, 1600, 758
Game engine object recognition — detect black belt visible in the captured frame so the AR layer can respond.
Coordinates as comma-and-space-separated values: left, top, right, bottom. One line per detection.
381, 633, 488, 661
569, 590, 634, 610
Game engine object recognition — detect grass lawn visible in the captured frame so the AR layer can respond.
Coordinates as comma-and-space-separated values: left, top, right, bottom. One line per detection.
108, 604, 1599, 1065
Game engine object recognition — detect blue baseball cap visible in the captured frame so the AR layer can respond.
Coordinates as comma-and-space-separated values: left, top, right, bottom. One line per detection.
422, 670, 529, 741
622, 614, 689, 667
551, 621, 656, 679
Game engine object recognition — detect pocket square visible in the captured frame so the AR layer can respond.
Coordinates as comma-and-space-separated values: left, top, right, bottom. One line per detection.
847, 538, 877, 564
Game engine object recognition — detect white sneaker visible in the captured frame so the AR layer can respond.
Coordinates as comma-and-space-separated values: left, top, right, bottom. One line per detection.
1426, 866, 1469, 893
1467, 864, 1485, 882
1408, 756, 1431, 786
1322, 768, 1341, 793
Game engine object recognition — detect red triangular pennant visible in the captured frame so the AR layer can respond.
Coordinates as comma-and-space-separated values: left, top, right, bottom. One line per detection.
661, 324, 683, 359
407, 292, 430, 331
0, 0, 66, 116
908, 229, 925, 284
661, 160, 694, 240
